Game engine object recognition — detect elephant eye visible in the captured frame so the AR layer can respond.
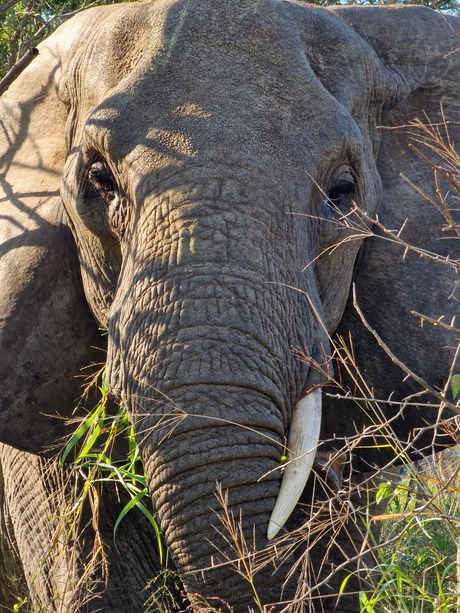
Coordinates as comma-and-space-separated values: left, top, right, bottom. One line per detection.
87, 161, 118, 204
326, 179, 355, 210
83, 160, 126, 239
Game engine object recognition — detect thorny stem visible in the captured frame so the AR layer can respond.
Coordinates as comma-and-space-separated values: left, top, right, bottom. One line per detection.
352, 284, 460, 414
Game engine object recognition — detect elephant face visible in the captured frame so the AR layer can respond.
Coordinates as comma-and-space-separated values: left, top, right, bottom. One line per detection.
1, 0, 458, 609
61, 1, 382, 337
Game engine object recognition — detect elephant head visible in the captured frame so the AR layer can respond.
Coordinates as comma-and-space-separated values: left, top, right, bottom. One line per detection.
1, 0, 459, 610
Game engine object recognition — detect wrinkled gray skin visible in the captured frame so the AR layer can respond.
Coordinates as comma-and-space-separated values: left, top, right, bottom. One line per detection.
1, 1, 459, 611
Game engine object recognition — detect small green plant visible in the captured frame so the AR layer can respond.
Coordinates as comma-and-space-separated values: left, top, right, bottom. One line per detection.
60, 379, 164, 563
143, 567, 184, 613
362, 457, 460, 612
12, 596, 28, 612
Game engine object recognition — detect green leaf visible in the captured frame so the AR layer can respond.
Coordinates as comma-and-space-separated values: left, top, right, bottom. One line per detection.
359, 591, 376, 613
13, 597, 28, 612
113, 488, 164, 564
338, 573, 352, 596
60, 408, 101, 466
376, 481, 394, 504
76, 422, 103, 460
451, 374, 460, 399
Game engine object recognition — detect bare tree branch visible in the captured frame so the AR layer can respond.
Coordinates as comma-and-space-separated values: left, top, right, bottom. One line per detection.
0, 47, 39, 96
0, 0, 22, 14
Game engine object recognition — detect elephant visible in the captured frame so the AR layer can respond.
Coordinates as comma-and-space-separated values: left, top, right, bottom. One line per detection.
1, 0, 459, 611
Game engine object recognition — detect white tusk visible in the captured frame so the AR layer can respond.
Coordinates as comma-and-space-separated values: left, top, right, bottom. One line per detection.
267, 388, 322, 541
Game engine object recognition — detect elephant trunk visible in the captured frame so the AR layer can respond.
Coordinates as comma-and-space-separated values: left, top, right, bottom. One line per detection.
141, 385, 293, 608
118, 332, 302, 607
107, 191, 330, 608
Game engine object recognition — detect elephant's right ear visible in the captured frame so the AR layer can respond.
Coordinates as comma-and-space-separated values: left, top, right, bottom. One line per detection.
326, 7, 459, 468
0, 13, 105, 455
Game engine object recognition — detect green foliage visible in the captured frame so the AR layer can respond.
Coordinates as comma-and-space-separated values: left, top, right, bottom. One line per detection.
12, 596, 28, 612
362, 456, 460, 612
144, 568, 186, 613
61, 380, 164, 563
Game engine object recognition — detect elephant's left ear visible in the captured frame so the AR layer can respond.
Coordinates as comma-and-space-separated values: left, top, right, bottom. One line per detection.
323, 6, 459, 468
329, 5, 459, 377
332, 6, 459, 116
0, 13, 108, 455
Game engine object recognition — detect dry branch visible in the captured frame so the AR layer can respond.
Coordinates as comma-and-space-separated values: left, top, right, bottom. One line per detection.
0, 47, 38, 96
0, 0, 22, 14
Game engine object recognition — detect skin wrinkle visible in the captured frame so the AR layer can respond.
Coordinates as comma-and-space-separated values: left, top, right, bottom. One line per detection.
147, 436, 284, 570
1, 452, 80, 605
161, 490, 279, 546
115, 265, 313, 398
110, 161, 322, 406
138, 331, 290, 398
142, 409, 284, 465
139, 187, 307, 277
122, 335, 294, 415
152, 429, 282, 485
131, 164, 302, 232
135, 386, 288, 443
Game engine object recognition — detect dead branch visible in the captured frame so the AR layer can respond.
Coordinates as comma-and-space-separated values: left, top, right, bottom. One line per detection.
0, 47, 39, 96
357, 207, 460, 271
410, 311, 460, 334
0, 0, 22, 14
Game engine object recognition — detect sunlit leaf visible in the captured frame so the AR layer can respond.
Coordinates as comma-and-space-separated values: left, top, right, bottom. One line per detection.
451, 374, 460, 399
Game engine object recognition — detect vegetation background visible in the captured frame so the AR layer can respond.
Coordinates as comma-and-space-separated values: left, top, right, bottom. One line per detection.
1, 0, 459, 81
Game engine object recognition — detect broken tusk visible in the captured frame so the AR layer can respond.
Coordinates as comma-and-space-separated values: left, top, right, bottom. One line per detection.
267, 388, 322, 541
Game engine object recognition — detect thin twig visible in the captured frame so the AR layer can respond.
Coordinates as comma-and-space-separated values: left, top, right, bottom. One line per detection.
357, 208, 460, 271
352, 284, 460, 414
411, 310, 460, 334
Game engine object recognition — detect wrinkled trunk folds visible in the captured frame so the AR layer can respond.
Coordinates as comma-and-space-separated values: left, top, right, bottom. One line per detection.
112, 307, 305, 606
106, 190, 328, 608
142, 386, 294, 608
122, 329, 300, 607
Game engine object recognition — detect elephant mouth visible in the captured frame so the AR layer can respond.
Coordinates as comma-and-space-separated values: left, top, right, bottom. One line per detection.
267, 387, 322, 540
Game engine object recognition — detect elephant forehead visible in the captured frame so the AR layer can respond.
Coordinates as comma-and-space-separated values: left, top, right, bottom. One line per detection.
82, 0, 372, 89
80, 0, 308, 85
82, 75, 363, 188
71, 0, 370, 160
